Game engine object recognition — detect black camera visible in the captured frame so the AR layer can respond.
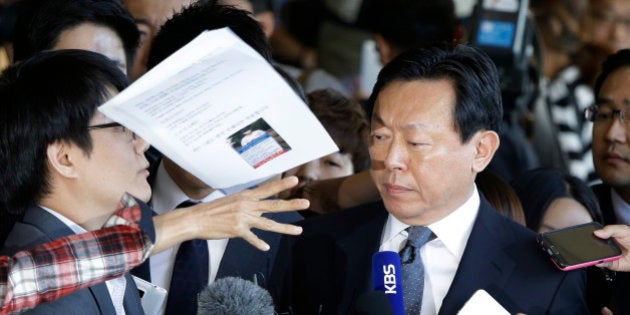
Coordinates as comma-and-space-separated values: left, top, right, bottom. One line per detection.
468, 0, 538, 121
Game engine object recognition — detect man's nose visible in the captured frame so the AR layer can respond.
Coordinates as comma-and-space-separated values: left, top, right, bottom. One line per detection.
383, 141, 407, 172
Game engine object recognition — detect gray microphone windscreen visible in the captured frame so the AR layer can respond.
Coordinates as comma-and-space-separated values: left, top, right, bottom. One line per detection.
197, 277, 274, 315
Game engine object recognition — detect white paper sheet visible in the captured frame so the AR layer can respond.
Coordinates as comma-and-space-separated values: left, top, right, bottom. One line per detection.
457, 290, 510, 315
100, 28, 338, 189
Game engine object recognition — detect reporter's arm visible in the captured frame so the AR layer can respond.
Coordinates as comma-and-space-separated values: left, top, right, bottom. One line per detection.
152, 176, 308, 253
0, 226, 152, 313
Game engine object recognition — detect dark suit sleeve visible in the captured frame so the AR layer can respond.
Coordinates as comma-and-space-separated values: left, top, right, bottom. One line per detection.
546, 269, 589, 315
131, 199, 156, 282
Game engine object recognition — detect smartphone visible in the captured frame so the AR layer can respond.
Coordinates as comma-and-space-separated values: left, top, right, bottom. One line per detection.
537, 222, 622, 271
133, 276, 167, 315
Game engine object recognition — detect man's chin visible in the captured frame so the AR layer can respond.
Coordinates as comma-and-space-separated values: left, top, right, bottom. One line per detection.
127, 186, 152, 203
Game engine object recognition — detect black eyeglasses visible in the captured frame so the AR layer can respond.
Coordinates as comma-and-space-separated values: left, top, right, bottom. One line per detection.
584, 105, 630, 127
88, 122, 136, 140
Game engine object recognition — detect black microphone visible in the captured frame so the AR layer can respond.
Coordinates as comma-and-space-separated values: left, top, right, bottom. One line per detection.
197, 277, 274, 315
354, 291, 394, 315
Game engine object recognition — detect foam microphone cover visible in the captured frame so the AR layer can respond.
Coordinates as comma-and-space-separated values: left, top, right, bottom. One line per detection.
197, 276, 274, 315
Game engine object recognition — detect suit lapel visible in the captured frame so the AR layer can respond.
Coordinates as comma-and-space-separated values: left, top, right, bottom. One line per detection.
335, 204, 389, 313
438, 199, 517, 315
592, 184, 616, 224
217, 237, 266, 283
88, 283, 116, 314
123, 274, 144, 315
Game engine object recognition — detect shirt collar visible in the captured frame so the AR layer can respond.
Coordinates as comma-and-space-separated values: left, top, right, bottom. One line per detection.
152, 161, 225, 214
381, 185, 480, 259
40, 205, 87, 234
40, 193, 142, 233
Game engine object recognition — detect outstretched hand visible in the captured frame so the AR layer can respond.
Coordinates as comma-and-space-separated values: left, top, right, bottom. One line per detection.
153, 176, 308, 252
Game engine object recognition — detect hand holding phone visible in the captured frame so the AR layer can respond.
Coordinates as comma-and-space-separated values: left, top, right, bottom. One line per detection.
537, 222, 622, 271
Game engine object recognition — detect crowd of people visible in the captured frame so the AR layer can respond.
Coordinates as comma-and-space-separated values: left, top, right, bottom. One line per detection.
1, 0, 630, 314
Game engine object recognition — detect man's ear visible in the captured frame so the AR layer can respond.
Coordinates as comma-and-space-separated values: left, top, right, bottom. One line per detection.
46, 140, 80, 178
256, 11, 275, 39
373, 34, 395, 65
472, 130, 500, 173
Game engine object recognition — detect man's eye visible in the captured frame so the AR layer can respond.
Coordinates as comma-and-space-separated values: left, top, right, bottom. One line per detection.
324, 160, 341, 168
408, 140, 429, 147
596, 112, 613, 121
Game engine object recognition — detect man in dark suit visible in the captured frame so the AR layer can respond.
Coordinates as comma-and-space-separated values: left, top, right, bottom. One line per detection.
272, 45, 588, 314
586, 49, 630, 314
130, 3, 302, 314
0, 50, 148, 315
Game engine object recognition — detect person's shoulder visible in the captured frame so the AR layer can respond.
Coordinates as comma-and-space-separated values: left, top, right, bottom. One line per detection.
477, 198, 536, 240
1, 208, 56, 254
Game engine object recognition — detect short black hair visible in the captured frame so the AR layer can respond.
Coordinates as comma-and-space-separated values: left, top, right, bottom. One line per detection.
594, 49, 630, 98
368, 45, 503, 143
0, 49, 129, 215
12, 0, 139, 73
148, 1, 270, 69
307, 89, 370, 172
363, 0, 456, 52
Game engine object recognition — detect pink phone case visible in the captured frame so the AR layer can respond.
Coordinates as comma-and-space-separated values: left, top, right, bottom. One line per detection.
549, 254, 622, 271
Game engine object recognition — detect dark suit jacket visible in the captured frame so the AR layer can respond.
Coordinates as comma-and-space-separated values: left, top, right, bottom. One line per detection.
271, 197, 588, 315
591, 183, 630, 314
1, 206, 144, 315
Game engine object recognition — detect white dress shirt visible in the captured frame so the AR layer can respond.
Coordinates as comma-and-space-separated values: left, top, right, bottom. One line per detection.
150, 162, 229, 297
379, 185, 480, 315
612, 188, 630, 224
42, 206, 127, 315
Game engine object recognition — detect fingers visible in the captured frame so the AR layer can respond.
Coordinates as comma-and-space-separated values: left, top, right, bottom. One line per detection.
240, 230, 271, 251
250, 197, 310, 214
594, 224, 630, 242
596, 262, 612, 268
594, 225, 630, 272
250, 215, 303, 236
231, 216, 302, 252
243, 176, 300, 199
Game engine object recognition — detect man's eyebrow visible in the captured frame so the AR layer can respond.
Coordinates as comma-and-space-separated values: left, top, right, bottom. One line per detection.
371, 113, 427, 130
401, 122, 427, 131
596, 97, 630, 106
133, 18, 150, 26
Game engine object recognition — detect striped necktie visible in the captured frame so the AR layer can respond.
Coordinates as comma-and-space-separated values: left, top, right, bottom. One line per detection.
399, 226, 433, 314
165, 200, 209, 315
